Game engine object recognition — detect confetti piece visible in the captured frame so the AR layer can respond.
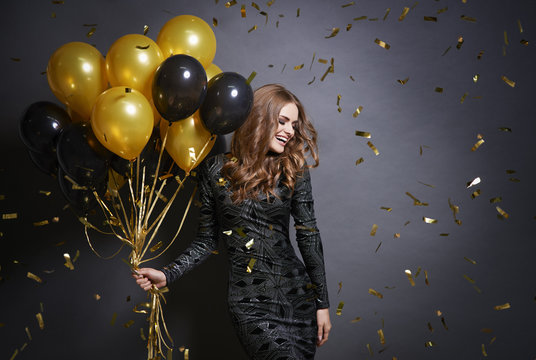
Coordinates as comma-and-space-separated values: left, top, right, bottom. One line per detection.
142, 25, 149, 35
441, 317, 448, 330
460, 15, 476, 22
423, 217, 438, 224
397, 77, 409, 85
481, 328, 493, 333
320, 58, 334, 81
336, 302, 344, 315
369, 288, 384, 299
463, 274, 475, 284
140, 328, 146, 341
36, 313, 44, 330
466, 177, 481, 188
325, 28, 340, 39
354, 16, 367, 21
368, 18, 379, 21
10, 349, 18, 360
246, 258, 256, 273
341, 1, 355, 7
246, 71, 256, 85
496, 206, 509, 219
394, 233, 400, 238
406, 192, 428, 206
64, 253, 74, 270
251, 2, 260, 10
346, 23, 352, 31
464, 256, 477, 265
482, 344, 488, 357
370, 224, 378, 236
110, 312, 117, 326
123, 320, 135, 328
367, 141, 379, 155
318, 58, 328, 64
25, 326, 32, 341
374, 38, 391, 49
94, 294, 101, 300
86, 27, 96, 38
456, 36, 464, 49
434, 87, 443, 93
398, 7, 410, 21
504, 31, 509, 45
307, 77, 316, 85
520, 39, 529, 46
501, 75, 515, 88
355, 157, 364, 166
241, 4, 246, 17
425, 341, 437, 347
353, 106, 363, 117
375, 242, 382, 252
213, 18, 218, 27
472, 74, 480, 83
418, 181, 435, 188
477, 50, 484, 59
380, 207, 392, 212
489, 197, 502, 204
39, 190, 51, 196
225, 0, 237, 7
366, 344, 374, 356
460, 92, 468, 103
437, 7, 448, 14
490, 337, 496, 345
351, 317, 362, 323
441, 45, 451, 56
494, 302, 510, 310
377, 329, 386, 345
222, 230, 233, 236
427, 322, 434, 332
27, 272, 42, 283
247, 25, 257, 33
3, 213, 18, 220
33, 220, 49, 226
355, 130, 371, 138
424, 16, 437, 22
471, 189, 481, 199
150, 241, 163, 252
405, 270, 415, 286
245, 239, 254, 250
296, 8, 300, 17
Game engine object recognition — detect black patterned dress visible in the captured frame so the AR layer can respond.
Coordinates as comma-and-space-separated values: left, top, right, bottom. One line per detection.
161, 154, 330, 359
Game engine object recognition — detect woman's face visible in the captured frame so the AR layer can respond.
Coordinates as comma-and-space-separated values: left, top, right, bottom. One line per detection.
268, 102, 299, 154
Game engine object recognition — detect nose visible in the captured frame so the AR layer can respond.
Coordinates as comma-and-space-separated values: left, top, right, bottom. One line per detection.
284, 122, 294, 137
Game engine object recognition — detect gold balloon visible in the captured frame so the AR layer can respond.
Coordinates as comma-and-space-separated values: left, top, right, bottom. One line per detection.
156, 15, 217, 68
205, 63, 222, 82
105, 34, 164, 99
47, 42, 108, 120
160, 112, 216, 173
91, 87, 154, 160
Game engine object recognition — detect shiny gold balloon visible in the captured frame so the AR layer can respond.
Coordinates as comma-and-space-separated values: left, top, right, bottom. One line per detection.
160, 112, 216, 173
47, 42, 108, 120
106, 34, 164, 99
205, 63, 222, 81
91, 87, 154, 160
156, 15, 217, 68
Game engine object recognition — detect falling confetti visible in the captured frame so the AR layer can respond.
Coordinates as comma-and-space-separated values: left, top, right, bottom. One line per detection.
325, 28, 340, 39
374, 38, 391, 49
398, 7, 410, 21
369, 288, 384, 299
494, 302, 511, 310
367, 141, 380, 155
353, 106, 363, 117
501, 75, 515, 88
336, 302, 344, 315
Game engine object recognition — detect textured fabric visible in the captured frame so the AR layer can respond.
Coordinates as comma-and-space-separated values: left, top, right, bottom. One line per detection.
162, 154, 330, 359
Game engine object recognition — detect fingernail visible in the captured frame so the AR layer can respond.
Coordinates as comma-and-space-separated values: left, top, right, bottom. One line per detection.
318, 335, 322, 341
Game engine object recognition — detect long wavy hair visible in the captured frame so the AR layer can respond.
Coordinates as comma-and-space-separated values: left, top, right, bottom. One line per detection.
222, 84, 319, 203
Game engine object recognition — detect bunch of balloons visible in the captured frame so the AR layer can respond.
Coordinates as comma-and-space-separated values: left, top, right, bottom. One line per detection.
19, 15, 254, 213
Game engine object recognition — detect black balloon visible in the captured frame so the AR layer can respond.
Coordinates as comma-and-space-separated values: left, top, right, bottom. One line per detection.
56, 122, 110, 187
57, 168, 106, 213
28, 149, 58, 177
110, 128, 173, 179
20, 101, 71, 153
152, 54, 207, 122
200, 72, 253, 135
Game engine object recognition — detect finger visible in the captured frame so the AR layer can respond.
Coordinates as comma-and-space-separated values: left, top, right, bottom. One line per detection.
317, 324, 324, 345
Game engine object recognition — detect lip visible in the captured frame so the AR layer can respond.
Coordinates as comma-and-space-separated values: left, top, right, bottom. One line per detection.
275, 134, 289, 146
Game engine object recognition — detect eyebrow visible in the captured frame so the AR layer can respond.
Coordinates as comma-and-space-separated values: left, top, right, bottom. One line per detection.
279, 115, 298, 123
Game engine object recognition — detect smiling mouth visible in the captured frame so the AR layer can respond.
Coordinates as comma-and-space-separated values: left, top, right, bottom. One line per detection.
275, 135, 289, 145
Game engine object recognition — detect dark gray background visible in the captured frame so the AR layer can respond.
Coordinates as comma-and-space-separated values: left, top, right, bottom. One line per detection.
1, 0, 535, 359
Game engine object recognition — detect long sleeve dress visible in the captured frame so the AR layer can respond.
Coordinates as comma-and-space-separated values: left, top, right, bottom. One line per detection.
161, 154, 330, 359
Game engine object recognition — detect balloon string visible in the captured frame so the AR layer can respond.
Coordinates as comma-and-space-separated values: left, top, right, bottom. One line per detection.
109, 170, 133, 239
84, 225, 125, 260
187, 134, 216, 175
140, 183, 197, 264
93, 191, 131, 244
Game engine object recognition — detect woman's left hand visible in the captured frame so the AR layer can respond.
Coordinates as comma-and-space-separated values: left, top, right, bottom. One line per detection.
316, 308, 332, 347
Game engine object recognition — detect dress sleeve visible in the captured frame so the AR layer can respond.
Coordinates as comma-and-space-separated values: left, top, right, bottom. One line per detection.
160, 159, 219, 285
291, 168, 330, 309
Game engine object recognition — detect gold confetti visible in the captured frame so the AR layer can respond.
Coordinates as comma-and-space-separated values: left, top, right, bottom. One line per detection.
370, 224, 378, 236
247, 25, 257, 33
380, 207, 392, 212
501, 75, 515, 88
471, 189, 481, 199
466, 177, 481, 188
355, 130, 371, 138
212, 17, 218, 27
246, 71, 257, 85
375, 242, 382, 252
505, 169, 516, 174
86, 27, 96, 38
472, 74, 480, 83
394, 233, 400, 238
63, 253, 74, 270
368, 18, 379, 21
406, 192, 428, 206
320, 58, 334, 81
353, 106, 363, 117
427, 322, 434, 332
39, 190, 51, 196
245, 239, 254, 249
27, 272, 42, 283
251, 2, 260, 10
123, 320, 135, 328
397, 77, 409, 85
418, 181, 435, 188
346, 23, 352, 31
376, 329, 386, 345
307, 77, 316, 85
246, 258, 256, 273
424, 16, 437, 22
369, 288, 384, 299
440, 233, 449, 236
425, 341, 437, 347
351, 317, 362, 323
318, 58, 328, 64
477, 50, 484, 59
140, 327, 146, 341
241, 4, 246, 17
520, 39, 529, 46
355, 157, 364, 166
336, 302, 344, 315
490, 337, 497, 345
504, 31, 509, 45
341, 1, 355, 7
405, 270, 415, 286
423, 217, 438, 224
293, 64, 304, 71
225, 0, 237, 7
374, 38, 391, 50
142, 25, 149, 35
434, 87, 443, 93
150, 241, 163, 252
456, 36, 464, 49
481, 344, 488, 357
36, 313, 44, 330
398, 7, 410, 21
381, 8, 390, 20
494, 302, 510, 310
481, 328, 493, 333
441, 317, 448, 330
366, 344, 374, 356
236, 227, 247, 237
94, 294, 101, 300
496, 206, 509, 219
296, 8, 300, 17
437, 7, 448, 14
460, 92, 468, 103
464, 256, 477, 265
489, 197, 502, 203
110, 312, 118, 326
2, 213, 18, 220
325, 28, 340, 39
354, 16, 367, 21
25, 326, 32, 341
460, 15, 476, 22
33, 220, 49, 226
367, 141, 379, 156
463, 274, 475, 284
9, 349, 19, 360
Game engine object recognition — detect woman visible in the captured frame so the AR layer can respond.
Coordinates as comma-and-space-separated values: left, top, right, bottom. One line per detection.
134, 84, 331, 359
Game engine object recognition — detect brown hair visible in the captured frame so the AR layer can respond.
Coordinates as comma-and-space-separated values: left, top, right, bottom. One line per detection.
222, 84, 319, 203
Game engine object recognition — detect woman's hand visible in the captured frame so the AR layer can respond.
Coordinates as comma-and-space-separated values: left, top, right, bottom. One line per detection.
316, 308, 332, 347
132, 268, 167, 291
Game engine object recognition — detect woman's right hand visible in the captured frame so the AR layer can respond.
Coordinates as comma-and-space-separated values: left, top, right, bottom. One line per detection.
132, 268, 167, 291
